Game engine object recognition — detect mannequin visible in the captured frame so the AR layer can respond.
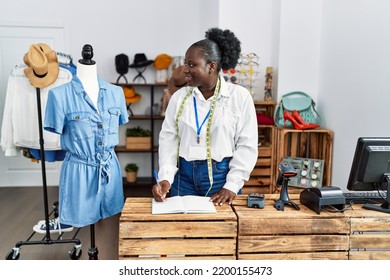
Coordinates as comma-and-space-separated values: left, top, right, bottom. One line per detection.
45, 43, 128, 260
77, 44, 99, 109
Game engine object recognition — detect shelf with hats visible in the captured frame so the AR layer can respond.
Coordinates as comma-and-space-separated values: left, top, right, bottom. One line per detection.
114, 82, 167, 188
113, 53, 181, 191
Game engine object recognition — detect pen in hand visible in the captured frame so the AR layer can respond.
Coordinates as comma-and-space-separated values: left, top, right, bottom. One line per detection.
153, 170, 164, 198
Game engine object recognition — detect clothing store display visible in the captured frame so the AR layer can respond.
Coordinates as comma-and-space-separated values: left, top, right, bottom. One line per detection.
23, 43, 59, 88
29, 149, 66, 162
1, 65, 72, 156
123, 86, 141, 103
129, 53, 154, 68
115, 53, 129, 83
154, 53, 172, 70
158, 74, 258, 195
33, 217, 74, 234
44, 76, 128, 227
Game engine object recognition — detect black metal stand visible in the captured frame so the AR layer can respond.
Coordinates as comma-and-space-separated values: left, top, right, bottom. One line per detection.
88, 224, 99, 260
5, 88, 82, 260
78, 44, 100, 260
132, 66, 147, 83
116, 74, 128, 84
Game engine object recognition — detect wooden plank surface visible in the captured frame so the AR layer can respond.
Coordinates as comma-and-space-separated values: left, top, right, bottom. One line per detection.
119, 238, 236, 256
350, 217, 390, 232
349, 251, 390, 260
238, 235, 349, 253
120, 221, 237, 238
350, 234, 390, 249
238, 251, 348, 260
239, 217, 349, 235
120, 255, 236, 260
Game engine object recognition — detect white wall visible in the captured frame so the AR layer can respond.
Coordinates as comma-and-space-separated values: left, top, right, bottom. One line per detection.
277, 0, 322, 101
219, 0, 281, 100
317, 0, 390, 189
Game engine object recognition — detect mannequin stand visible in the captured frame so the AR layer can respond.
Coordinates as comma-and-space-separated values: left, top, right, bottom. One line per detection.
78, 44, 100, 260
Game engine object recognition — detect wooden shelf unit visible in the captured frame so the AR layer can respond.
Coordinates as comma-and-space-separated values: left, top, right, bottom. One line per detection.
244, 101, 276, 194
114, 83, 167, 187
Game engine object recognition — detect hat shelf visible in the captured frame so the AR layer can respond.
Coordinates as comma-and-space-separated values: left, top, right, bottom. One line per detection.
114, 82, 167, 195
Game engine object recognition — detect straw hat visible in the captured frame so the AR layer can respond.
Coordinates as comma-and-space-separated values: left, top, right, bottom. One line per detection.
23, 43, 59, 88
123, 86, 141, 103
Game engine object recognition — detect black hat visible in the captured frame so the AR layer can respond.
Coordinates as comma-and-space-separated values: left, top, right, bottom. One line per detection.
115, 53, 129, 75
129, 53, 154, 68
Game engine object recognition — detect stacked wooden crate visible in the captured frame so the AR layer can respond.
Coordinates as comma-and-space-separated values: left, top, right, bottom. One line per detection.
244, 101, 276, 194
348, 207, 390, 260
233, 194, 349, 260
274, 128, 333, 190
118, 197, 237, 259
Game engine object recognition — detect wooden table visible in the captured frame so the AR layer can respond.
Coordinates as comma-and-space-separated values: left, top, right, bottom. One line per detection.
119, 197, 237, 260
118, 195, 390, 260
232, 194, 390, 260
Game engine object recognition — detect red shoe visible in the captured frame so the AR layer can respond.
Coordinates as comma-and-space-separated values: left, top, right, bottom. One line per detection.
292, 110, 319, 129
284, 111, 318, 130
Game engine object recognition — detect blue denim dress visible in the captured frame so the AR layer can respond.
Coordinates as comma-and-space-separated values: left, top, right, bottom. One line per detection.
44, 76, 128, 227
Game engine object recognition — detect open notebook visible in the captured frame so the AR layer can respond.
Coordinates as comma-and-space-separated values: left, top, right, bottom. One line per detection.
152, 195, 217, 214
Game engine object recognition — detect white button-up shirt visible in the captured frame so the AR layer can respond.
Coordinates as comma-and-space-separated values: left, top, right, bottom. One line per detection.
158, 75, 258, 194
1, 65, 72, 156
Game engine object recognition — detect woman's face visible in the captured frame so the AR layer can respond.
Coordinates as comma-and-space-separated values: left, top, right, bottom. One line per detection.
183, 46, 211, 87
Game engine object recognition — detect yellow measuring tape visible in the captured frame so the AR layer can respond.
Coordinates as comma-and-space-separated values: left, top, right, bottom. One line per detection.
175, 77, 221, 195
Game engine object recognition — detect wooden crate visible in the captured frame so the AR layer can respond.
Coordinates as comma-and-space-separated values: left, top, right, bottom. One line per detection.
348, 207, 390, 260
126, 137, 151, 150
244, 101, 276, 194
274, 128, 333, 189
119, 197, 237, 259
232, 194, 349, 260
245, 128, 276, 194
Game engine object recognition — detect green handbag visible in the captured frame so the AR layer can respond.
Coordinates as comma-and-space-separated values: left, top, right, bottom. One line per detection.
274, 91, 320, 128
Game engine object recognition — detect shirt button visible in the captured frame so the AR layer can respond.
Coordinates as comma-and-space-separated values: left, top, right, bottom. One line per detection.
98, 124, 103, 129
98, 141, 102, 146
75, 116, 80, 120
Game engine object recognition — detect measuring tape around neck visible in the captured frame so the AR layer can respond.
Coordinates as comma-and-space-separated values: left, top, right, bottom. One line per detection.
175, 77, 221, 195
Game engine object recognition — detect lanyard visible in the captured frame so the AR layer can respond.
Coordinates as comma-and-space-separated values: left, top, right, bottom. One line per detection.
193, 96, 211, 144
175, 77, 221, 195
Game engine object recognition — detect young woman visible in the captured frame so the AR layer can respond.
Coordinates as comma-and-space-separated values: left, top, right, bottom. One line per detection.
152, 28, 258, 205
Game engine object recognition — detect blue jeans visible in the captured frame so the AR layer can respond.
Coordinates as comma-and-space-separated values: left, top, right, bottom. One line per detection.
170, 157, 238, 197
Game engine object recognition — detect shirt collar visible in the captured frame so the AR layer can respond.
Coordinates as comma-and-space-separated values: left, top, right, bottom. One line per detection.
192, 74, 230, 100
71, 75, 109, 95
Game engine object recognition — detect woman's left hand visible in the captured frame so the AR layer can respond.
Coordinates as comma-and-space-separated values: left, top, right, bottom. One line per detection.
210, 189, 236, 205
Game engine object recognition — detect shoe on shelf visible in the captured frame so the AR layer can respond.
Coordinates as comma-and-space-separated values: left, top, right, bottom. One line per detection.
283, 110, 319, 130
33, 217, 74, 234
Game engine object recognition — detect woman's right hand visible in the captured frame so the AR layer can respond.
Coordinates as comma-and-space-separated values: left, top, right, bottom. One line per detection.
152, 180, 171, 202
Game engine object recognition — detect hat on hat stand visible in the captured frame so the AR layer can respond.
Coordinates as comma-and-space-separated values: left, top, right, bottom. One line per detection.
24, 43, 59, 88
115, 53, 129, 83
123, 85, 141, 116
129, 53, 154, 83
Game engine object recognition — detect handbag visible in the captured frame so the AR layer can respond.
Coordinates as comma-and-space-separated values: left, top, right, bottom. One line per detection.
274, 91, 320, 128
